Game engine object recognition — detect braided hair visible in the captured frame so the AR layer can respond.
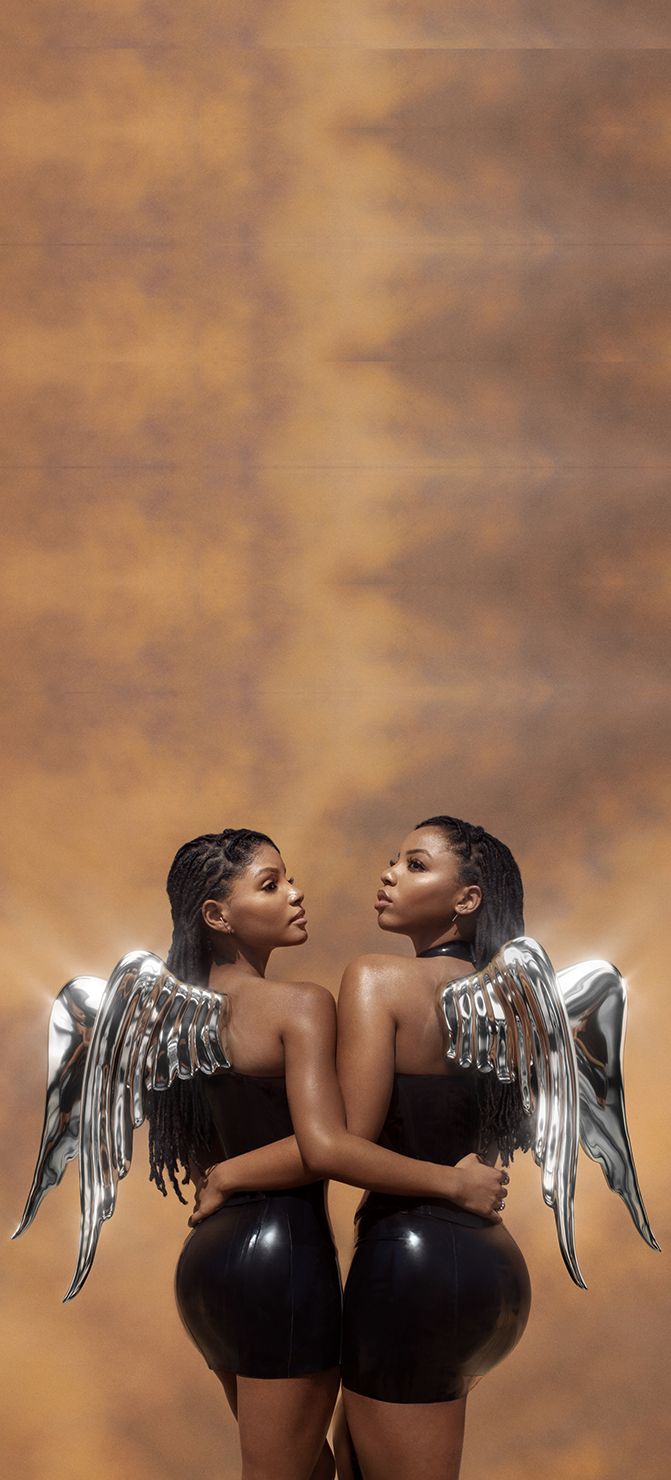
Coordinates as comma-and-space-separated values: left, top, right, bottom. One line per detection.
417, 815, 532, 1164
146, 827, 277, 1201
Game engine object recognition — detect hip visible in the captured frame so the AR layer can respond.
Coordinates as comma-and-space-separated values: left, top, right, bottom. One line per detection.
355, 1190, 494, 1238
175, 1186, 342, 1378
348, 1196, 530, 1305
176, 1183, 337, 1281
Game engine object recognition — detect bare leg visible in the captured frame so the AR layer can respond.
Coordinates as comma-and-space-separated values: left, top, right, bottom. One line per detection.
236, 1368, 340, 1480
333, 1398, 362, 1480
216, 1367, 335, 1479
215, 1367, 238, 1418
311, 1441, 336, 1480
342, 1388, 467, 1480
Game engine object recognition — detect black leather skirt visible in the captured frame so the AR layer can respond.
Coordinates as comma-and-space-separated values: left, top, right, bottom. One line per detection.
341, 1195, 531, 1403
175, 1184, 342, 1379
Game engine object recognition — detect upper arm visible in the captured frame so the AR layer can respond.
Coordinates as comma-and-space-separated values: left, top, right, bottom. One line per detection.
280, 984, 348, 1165
336, 958, 396, 1141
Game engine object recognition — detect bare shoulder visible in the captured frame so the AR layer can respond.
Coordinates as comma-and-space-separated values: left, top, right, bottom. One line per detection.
276, 978, 336, 1022
339, 953, 417, 1003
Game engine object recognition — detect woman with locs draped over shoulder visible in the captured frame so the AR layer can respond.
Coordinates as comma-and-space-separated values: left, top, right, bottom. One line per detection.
151, 828, 507, 1480
332, 815, 531, 1480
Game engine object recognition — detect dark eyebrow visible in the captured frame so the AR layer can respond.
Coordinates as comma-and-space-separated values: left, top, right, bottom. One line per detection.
405, 848, 430, 857
255, 865, 281, 878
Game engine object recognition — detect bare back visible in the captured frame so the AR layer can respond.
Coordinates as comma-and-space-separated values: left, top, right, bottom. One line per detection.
337, 952, 474, 1142
209, 962, 327, 1077
390, 956, 472, 1074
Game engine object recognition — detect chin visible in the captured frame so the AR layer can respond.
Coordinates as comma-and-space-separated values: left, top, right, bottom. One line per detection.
285, 928, 308, 946
377, 912, 401, 933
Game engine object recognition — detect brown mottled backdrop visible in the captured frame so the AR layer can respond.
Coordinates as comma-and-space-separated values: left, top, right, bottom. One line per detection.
1, 4, 669, 1478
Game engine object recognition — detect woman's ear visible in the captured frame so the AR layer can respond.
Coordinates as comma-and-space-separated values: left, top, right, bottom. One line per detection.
202, 898, 232, 934
456, 883, 482, 917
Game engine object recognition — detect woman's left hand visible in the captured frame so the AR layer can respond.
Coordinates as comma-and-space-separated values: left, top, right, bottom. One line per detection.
188, 1163, 230, 1227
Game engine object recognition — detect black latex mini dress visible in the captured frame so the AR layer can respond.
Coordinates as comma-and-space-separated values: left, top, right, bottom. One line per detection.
341, 945, 531, 1404
175, 1071, 342, 1379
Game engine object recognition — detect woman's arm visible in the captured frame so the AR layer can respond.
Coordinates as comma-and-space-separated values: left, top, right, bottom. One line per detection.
337, 957, 507, 1191
336, 957, 398, 1141
188, 1135, 314, 1225
189, 971, 505, 1226
282, 981, 505, 1215
196, 955, 398, 1215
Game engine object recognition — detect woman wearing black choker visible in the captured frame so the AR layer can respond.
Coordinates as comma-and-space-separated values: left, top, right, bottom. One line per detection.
151, 827, 507, 1480
335, 816, 532, 1480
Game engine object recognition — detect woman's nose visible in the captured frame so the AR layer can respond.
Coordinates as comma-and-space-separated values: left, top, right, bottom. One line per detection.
290, 884, 304, 905
381, 866, 395, 886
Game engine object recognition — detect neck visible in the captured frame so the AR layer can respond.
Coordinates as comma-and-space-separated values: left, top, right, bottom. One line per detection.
411, 926, 469, 957
210, 943, 270, 979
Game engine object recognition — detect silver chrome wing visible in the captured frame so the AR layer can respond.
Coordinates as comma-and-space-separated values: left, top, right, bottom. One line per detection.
439, 937, 658, 1288
440, 935, 583, 1285
557, 960, 658, 1253
13, 950, 230, 1300
13, 975, 106, 1237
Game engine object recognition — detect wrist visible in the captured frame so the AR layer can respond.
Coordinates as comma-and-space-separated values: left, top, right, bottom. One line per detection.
212, 1160, 232, 1194
437, 1164, 464, 1204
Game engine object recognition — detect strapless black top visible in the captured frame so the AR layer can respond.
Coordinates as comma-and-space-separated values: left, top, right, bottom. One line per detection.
201, 1069, 293, 1159
378, 1069, 482, 1165
357, 1068, 488, 1230
198, 1069, 327, 1213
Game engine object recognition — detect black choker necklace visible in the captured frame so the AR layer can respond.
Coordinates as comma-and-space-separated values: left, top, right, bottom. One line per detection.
417, 941, 475, 963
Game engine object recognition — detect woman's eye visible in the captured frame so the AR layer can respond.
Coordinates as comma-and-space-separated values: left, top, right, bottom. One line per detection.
263, 881, 278, 892
408, 859, 425, 871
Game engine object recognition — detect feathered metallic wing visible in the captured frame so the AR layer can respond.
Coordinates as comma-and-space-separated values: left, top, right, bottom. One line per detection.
13, 950, 230, 1301
439, 935, 584, 1286
12, 975, 106, 1238
557, 960, 658, 1252
439, 937, 658, 1288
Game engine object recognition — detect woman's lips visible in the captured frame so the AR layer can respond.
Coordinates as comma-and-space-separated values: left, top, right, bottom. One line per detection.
290, 910, 307, 925
375, 892, 392, 912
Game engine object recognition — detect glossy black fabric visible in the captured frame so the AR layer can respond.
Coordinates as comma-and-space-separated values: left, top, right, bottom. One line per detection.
175, 1072, 341, 1378
341, 1072, 531, 1403
417, 941, 475, 963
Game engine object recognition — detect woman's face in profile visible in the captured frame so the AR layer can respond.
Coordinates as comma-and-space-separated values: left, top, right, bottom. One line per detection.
212, 844, 308, 953
375, 825, 473, 938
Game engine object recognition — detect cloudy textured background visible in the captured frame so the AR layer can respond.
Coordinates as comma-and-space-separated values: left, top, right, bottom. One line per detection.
1, 4, 670, 1477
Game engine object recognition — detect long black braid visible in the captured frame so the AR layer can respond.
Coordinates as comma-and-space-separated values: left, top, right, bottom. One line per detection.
417, 815, 533, 1164
146, 827, 277, 1201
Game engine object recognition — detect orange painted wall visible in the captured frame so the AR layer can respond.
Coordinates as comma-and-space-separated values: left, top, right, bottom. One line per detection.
1, 6, 669, 1478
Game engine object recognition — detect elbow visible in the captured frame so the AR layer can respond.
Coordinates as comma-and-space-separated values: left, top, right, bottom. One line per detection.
297, 1131, 341, 1179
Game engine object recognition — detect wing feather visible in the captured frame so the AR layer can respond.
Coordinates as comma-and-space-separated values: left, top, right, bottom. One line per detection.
12, 976, 106, 1239
54, 951, 230, 1301
439, 937, 584, 1287
558, 960, 659, 1252
471, 979, 493, 1071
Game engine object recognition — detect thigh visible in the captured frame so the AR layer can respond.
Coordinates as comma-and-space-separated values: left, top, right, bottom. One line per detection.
236, 1367, 340, 1480
212, 1368, 336, 1480
213, 1367, 238, 1418
333, 1400, 363, 1480
342, 1389, 466, 1480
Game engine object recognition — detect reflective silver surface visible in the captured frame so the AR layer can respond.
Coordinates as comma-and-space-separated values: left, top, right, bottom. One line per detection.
16, 942, 658, 1300
12, 975, 106, 1238
439, 938, 659, 1287
13, 951, 230, 1300
558, 960, 659, 1252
